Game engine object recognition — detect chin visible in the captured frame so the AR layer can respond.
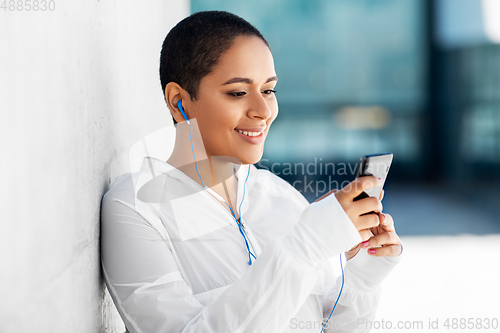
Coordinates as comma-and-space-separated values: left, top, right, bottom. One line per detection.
238, 150, 264, 165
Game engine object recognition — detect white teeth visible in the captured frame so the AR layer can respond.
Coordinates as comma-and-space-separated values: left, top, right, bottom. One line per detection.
237, 129, 261, 137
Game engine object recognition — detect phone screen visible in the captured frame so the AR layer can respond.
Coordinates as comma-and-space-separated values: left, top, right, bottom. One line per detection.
353, 153, 393, 201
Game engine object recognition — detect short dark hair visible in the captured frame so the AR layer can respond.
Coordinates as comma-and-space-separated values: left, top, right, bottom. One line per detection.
159, 10, 269, 124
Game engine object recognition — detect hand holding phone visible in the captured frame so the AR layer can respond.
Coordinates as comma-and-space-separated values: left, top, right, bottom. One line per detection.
353, 153, 393, 202
335, 153, 402, 258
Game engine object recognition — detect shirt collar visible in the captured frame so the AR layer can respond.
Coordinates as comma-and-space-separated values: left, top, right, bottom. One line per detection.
138, 156, 251, 217
140, 156, 250, 190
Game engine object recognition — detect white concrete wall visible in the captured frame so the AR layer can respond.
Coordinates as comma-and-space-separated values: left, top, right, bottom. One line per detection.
0, 1, 188, 331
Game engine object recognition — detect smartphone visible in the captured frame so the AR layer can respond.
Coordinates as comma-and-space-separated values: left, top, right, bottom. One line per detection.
353, 153, 393, 202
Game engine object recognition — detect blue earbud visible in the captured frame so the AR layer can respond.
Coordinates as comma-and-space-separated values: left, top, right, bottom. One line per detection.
177, 100, 190, 124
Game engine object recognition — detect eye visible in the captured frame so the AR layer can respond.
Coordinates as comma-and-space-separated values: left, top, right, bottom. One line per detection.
263, 89, 277, 95
228, 91, 247, 97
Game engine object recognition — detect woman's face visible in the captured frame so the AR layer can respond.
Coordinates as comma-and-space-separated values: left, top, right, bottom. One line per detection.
184, 35, 278, 165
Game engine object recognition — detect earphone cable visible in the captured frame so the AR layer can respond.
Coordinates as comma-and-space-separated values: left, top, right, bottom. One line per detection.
186, 118, 256, 265
320, 254, 345, 333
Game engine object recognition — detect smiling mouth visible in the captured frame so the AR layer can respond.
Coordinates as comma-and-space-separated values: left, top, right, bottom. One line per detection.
233, 124, 267, 137
234, 129, 264, 137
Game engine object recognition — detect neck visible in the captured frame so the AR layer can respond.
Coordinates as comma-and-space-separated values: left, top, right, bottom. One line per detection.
166, 120, 237, 190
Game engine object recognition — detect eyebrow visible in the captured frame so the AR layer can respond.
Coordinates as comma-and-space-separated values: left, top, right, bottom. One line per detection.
221, 76, 278, 86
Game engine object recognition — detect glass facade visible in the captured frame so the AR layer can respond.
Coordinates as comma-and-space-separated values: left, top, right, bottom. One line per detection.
191, 0, 500, 189
192, 0, 426, 175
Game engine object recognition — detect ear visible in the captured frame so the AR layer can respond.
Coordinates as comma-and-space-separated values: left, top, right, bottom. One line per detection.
164, 82, 190, 124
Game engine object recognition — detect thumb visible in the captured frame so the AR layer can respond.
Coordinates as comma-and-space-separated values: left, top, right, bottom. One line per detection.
337, 175, 382, 201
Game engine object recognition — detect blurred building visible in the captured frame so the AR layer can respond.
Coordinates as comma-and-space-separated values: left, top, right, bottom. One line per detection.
432, 0, 500, 184
192, 0, 500, 192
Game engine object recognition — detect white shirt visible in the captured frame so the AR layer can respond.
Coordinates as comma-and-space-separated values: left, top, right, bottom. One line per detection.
100, 157, 401, 333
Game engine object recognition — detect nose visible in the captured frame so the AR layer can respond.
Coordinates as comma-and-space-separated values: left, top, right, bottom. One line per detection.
247, 92, 273, 120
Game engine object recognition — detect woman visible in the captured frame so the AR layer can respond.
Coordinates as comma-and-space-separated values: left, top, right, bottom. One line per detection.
101, 10, 403, 333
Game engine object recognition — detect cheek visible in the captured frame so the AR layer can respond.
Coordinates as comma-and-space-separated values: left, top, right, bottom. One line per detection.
269, 103, 279, 123
201, 113, 237, 143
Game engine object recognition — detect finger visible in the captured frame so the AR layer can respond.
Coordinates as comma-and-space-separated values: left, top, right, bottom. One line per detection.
362, 231, 398, 248
367, 244, 403, 257
378, 213, 395, 232
378, 189, 385, 201
358, 229, 373, 242
354, 213, 380, 231
337, 176, 382, 201
353, 197, 383, 216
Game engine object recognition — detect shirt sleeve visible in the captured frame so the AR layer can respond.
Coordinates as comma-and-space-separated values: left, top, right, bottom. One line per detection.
320, 245, 403, 332
101, 187, 363, 333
